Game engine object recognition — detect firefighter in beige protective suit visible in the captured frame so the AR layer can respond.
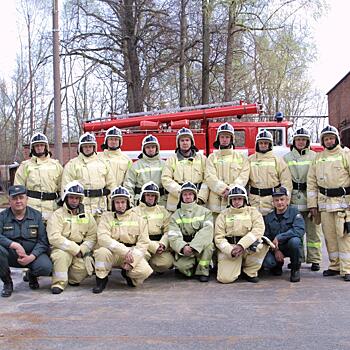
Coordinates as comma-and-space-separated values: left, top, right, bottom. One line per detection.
248, 129, 292, 216
98, 126, 132, 187
215, 185, 268, 283
206, 123, 250, 216
284, 127, 322, 271
162, 128, 208, 211
47, 181, 97, 294
308, 125, 350, 282
133, 182, 174, 272
124, 135, 167, 206
14, 133, 63, 222
61, 133, 116, 221
93, 186, 152, 293
168, 182, 213, 282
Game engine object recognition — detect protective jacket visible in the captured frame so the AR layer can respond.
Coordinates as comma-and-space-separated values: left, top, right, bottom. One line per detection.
47, 204, 97, 256
0, 206, 49, 257
284, 148, 316, 211
97, 209, 150, 268
264, 206, 305, 244
307, 145, 350, 212
98, 149, 131, 186
206, 148, 250, 213
168, 202, 213, 254
62, 153, 116, 215
215, 206, 264, 256
162, 151, 209, 211
248, 151, 292, 215
132, 203, 170, 254
124, 154, 166, 205
14, 156, 63, 220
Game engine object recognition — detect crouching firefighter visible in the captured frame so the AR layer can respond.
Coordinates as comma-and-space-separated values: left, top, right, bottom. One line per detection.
133, 182, 174, 273
93, 186, 152, 293
47, 181, 97, 294
214, 185, 269, 283
168, 182, 214, 282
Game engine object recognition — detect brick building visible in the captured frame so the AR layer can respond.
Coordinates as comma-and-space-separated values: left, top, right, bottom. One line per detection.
327, 71, 350, 147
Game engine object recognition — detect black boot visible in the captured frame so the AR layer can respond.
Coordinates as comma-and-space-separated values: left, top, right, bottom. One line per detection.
1, 271, 13, 298
323, 269, 340, 276
121, 269, 135, 287
290, 269, 300, 283
92, 276, 108, 294
311, 263, 320, 271
28, 272, 40, 290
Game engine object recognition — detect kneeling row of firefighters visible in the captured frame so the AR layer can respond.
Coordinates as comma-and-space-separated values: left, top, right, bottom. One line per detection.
1, 121, 350, 297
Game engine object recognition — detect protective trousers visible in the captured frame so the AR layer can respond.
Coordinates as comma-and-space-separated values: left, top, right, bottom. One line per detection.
94, 247, 153, 286
217, 245, 269, 284
145, 250, 174, 273
321, 211, 350, 275
174, 243, 213, 277
51, 249, 88, 290
302, 212, 322, 264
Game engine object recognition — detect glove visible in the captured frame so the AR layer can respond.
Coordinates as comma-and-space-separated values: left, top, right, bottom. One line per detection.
84, 255, 95, 276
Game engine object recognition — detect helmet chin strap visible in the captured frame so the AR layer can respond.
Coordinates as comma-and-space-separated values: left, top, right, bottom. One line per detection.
326, 143, 337, 150
108, 146, 119, 151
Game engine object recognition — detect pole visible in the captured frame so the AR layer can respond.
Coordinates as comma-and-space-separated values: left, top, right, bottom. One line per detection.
53, 0, 63, 164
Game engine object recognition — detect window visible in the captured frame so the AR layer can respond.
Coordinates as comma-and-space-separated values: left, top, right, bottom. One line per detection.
259, 128, 284, 146
235, 130, 245, 147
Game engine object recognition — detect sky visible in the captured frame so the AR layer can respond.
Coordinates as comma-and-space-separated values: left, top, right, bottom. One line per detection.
0, 1, 348, 104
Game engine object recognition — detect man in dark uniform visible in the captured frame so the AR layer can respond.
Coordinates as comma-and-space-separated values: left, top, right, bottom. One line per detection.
0, 185, 52, 297
262, 186, 305, 282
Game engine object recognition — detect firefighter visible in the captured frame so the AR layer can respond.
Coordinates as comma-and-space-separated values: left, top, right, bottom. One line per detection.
168, 182, 213, 282
206, 123, 250, 216
0, 185, 52, 297
124, 134, 166, 206
162, 127, 208, 211
215, 185, 268, 283
98, 126, 132, 186
248, 129, 292, 215
61, 132, 116, 221
47, 181, 97, 294
133, 181, 174, 272
307, 125, 350, 281
14, 132, 63, 222
284, 127, 322, 271
93, 186, 152, 293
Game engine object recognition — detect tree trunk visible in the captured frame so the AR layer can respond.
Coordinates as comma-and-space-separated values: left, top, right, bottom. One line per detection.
201, 0, 210, 105
179, 0, 188, 107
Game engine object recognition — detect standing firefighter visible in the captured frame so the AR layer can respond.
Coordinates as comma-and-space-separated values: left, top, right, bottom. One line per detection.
61, 132, 116, 221
47, 181, 97, 294
93, 186, 152, 293
14, 132, 63, 222
206, 123, 250, 216
124, 135, 166, 206
133, 182, 174, 273
168, 182, 213, 282
162, 128, 208, 211
248, 129, 292, 216
308, 126, 350, 281
284, 127, 322, 271
98, 126, 132, 186
215, 185, 268, 283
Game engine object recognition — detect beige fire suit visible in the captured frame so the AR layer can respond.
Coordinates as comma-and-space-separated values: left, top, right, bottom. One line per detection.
284, 147, 322, 264
206, 148, 250, 213
14, 156, 63, 221
307, 145, 350, 275
123, 154, 166, 206
98, 149, 131, 186
133, 202, 174, 272
215, 206, 268, 283
162, 152, 209, 211
94, 209, 153, 286
248, 151, 292, 215
168, 202, 213, 277
47, 204, 97, 290
62, 153, 116, 218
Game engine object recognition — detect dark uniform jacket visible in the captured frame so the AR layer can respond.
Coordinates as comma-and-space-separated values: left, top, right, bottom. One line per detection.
264, 206, 305, 244
0, 206, 49, 257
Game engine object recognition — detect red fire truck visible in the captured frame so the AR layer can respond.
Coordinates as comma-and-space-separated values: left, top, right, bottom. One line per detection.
83, 101, 322, 159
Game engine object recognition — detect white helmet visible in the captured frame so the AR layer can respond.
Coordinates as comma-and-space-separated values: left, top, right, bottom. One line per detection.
62, 181, 84, 201
79, 132, 97, 153
111, 186, 131, 211
30, 132, 49, 157
213, 123, 235, 149
292, 127, 310, 149
176, 127, 195, 147
255, 129, 273, 152
320, 125, 340, 147
228, 185, 248, 206
141, 134, 160, 154
140, 181, 160, 205
102, 126, 123, 149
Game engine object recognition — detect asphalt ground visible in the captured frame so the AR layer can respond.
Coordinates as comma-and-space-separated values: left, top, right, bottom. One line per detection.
1, 244, 350, 350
